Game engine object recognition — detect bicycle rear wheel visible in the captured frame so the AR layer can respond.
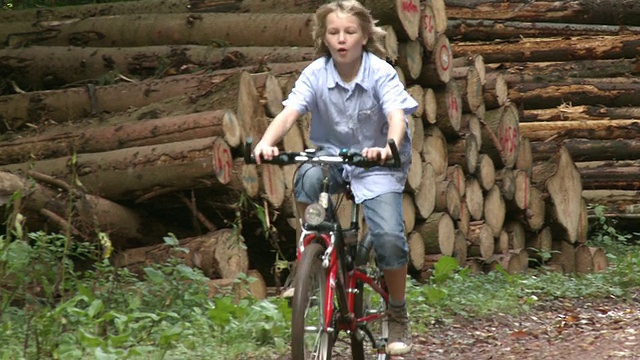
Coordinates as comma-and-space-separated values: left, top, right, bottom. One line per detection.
291, 242, 335, 360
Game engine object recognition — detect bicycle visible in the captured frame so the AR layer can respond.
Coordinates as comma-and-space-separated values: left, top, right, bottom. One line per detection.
245, 139, 402, 360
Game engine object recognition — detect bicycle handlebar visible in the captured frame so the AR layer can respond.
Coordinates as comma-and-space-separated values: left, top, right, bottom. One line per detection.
243, 138, 402, 169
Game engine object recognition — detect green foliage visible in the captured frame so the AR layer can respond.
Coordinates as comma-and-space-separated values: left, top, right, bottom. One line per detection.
0, 231, 290, 360
3, 201, 640, 359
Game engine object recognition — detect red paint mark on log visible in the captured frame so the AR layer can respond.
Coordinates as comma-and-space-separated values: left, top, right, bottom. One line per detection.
401, 0, 419, 13
500, 125, 518, 158
422, 12, 434, 33
438, 44, 450, 71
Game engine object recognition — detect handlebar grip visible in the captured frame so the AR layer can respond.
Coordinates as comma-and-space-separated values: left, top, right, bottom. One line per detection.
244, 138, 257, 164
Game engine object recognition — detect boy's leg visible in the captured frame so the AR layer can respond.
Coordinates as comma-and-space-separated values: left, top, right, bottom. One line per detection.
362, 192, 412, 355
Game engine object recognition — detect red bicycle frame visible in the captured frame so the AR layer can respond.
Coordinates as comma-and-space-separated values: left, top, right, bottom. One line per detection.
298, 231, 389, 335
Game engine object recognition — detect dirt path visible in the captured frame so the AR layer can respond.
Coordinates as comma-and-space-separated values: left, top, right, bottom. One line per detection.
406, 295, 640, 360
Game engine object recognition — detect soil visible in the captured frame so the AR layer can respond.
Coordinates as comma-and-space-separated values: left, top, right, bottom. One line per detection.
276, 291, 640, 360
399, 293, 640, 360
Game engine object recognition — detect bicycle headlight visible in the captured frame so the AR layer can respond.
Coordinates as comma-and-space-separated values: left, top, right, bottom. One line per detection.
304, 203, 326, 226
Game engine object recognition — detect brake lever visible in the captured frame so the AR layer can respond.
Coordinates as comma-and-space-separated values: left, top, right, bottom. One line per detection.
388, 139, 401, 168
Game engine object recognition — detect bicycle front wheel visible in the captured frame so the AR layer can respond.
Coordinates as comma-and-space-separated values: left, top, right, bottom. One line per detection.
291, 242, 334, 360
352, 254, 389, 360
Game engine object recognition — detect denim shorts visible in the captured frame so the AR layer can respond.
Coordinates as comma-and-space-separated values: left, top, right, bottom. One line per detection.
294, 159, 408, 270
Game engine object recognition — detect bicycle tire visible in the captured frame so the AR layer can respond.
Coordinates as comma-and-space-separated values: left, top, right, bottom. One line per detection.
291, 242, 334, 360
352, 253, 390, 359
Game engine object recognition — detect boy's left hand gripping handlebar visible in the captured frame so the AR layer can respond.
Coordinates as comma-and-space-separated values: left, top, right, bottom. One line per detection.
243, 137, 293, 165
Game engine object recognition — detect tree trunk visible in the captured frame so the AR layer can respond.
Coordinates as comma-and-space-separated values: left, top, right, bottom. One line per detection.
485, 58, 640, 87
520, 105, 640, 122
113, 228, 249, 279
364, 0, 421, 41
491, 78, 640, 110
421, 125, 449, 181
0, 171, 169, 249
413, 162, 436, 220
417, 33, 453, 86
453, 34, 640, 64
0, 0, 200, 23
1, 13, 315, 48
531, 146, 583, 243
414, 212, 455, 256
530, 138, 640, 162
0, 45, 315, 91
578, 161, 640, 190
480, 104, 520, 169
465, 177, 484, 221
447, 19, 640, 41
0, 71, 232, 131
466, 222, 494, 260
1, 136, 235, 202
0, 110, 242, 165
520, 119, 640, 142
483, 184, 505, 237
444, 0, 640, 26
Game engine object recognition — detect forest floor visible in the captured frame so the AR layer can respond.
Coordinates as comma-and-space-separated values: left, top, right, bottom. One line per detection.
406, 292, 640, 360
276, 290, 640, 360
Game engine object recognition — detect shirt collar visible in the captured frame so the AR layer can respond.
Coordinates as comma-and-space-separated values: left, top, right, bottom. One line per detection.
326, 52, 372, 92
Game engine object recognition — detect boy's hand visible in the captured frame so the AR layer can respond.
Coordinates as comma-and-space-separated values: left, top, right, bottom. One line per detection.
253, 142, 279, 164
362, 146, 392, 164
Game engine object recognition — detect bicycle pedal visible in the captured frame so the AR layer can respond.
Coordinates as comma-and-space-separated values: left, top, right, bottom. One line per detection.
281, 287, 295, 298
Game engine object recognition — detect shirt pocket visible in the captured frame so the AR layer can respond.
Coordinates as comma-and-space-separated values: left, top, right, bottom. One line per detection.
357, 104, 385, 147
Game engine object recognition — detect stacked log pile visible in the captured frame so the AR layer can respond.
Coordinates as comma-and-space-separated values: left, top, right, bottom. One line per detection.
1, 0, 635, 291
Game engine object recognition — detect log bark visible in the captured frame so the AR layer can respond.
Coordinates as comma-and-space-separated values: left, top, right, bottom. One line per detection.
452, 34, 640, 64
444, 0, 640, 26
1, 136, 235, 202
0, 171, 169, 249
364, 0, 421, 41
1, 13, 315, 48
0, 45, 315, 91
0, 70, 233, 131
578, 161, 640, 190
447, 19, 640, 41
113, 228, 249, 280
0, 0, 197, 23
491, 78, 640, 110
485, 58, 640, 88
520, 105, 640, 122
520, 120, 640, 142
0, 109, 242, 165
530, 138, 640, 162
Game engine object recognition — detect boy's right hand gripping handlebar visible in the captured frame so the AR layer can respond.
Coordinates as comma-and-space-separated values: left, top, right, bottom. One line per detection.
243, 137, 402, 168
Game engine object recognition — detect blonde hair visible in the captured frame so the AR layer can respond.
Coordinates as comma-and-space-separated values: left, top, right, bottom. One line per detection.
312, 0, 387, 58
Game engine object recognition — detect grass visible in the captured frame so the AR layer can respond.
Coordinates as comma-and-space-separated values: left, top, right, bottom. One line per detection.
2, 224, 639, 359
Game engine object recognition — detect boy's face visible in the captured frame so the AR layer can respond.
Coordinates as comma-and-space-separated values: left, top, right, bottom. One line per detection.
324, 11, 368, 65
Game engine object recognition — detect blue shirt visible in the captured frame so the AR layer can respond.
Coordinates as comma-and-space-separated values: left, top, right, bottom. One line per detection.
283, 51, 419, 203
